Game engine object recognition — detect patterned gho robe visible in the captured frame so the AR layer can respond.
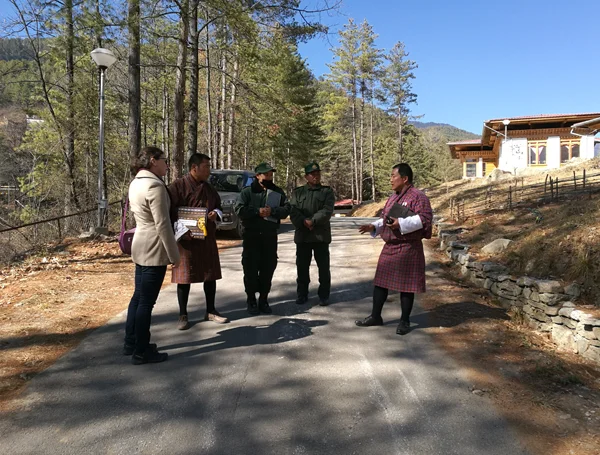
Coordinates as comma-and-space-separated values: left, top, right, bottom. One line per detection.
372, 184, 433, 293
168, 174, 222, 284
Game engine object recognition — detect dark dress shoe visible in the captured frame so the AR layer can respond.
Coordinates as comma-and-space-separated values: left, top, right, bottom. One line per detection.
258, 300, 272, 314
131, 349, 168, 365
319, 298, 329, 307
355, 315, 383, 327
123, 343, 156, 356
396, 320, 411, 335
247, 301, 260, 315
295, 296, 308, 305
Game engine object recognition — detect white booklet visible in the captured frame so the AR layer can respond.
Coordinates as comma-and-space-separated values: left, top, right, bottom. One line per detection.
174, 219, 190, 242
265, 190, 281, 223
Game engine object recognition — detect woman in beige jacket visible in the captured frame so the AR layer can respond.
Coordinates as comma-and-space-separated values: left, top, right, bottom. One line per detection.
124, 146, 180, 365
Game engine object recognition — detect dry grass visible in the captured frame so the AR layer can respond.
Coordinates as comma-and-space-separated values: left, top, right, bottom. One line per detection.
431, 163, 600, 307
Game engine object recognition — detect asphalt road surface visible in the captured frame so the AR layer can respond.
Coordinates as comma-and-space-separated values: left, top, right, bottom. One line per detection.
0, 218, 528, 455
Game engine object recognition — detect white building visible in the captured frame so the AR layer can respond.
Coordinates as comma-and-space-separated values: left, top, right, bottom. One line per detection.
448, 113, 600, 179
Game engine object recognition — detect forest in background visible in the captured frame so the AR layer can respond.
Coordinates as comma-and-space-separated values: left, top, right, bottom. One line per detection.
0, 0, 474, 230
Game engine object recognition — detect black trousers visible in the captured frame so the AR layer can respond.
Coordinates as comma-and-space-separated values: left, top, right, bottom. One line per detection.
296, 242, 331, 300
242, 232, 278, 299
124, 264, 167, 354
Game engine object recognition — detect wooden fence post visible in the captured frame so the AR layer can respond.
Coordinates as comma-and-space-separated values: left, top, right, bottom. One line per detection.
508, 185, 512, 210
556, 177, 559, 200
573, 171, 577, 192
583, 169, 586, 190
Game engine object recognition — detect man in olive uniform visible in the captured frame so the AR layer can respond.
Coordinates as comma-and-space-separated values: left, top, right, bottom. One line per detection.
290, 162, 335, 306
234, 163, 290, 315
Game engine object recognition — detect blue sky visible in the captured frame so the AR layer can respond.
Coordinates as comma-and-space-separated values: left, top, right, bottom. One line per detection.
298, 0, 600, 134
1, 0, 598, 135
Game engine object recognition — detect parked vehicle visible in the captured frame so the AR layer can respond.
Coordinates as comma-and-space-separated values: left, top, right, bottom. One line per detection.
209, 169, 255, 238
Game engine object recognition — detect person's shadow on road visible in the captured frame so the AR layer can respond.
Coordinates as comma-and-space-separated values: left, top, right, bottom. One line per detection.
162, 317, 328, 359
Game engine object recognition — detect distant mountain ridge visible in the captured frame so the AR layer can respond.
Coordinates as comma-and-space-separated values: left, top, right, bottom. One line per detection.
410, 120, 480, 142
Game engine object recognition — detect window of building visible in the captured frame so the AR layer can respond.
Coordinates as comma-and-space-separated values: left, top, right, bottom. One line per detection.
529, 141, 546, 166
465, 163, 476, 177
560, 139, 580, 163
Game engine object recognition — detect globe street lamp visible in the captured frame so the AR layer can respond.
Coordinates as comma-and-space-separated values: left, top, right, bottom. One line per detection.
502, 119, 510, 142
91, 48, 117, 234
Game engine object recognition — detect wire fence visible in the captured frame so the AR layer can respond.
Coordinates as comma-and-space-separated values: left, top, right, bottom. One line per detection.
0, 201, 123, 264
445, 168, 600, 222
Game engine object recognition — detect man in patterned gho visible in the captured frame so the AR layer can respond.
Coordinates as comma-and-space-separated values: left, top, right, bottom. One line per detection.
168, 153, 229, 330
356, 163, 433, 335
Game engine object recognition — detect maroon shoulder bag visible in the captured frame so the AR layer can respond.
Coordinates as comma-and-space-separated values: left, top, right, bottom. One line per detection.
118, 198, 135, 255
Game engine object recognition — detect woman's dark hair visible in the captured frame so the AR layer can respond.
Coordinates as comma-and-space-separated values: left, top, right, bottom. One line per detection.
393, 163, 413, 183
132, 146, 164, 173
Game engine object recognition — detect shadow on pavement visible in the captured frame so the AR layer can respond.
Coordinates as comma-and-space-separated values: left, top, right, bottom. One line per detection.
163, 318, 328, 359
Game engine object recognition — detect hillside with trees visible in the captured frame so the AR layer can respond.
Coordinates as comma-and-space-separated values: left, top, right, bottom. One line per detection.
0, 0, 465, 233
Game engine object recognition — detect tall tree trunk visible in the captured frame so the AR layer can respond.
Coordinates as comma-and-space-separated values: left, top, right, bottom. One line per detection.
128, 0, 141, 170
226, 51, 238, 169
369, 92, 376, 200
351, 95, 359, 202
172, 0, 189, 179
219, 46, 227, 169
243, 122, 249, 169
214, 85, 221, 166
162, 83, 171, 183
94, 0, 102, 47
397, 108, 403, 163
285, 145, 290, 192
64, 0, 78, 215
359, 83, 365, 202
204, 12, 213, 162
186, 0, 199, 157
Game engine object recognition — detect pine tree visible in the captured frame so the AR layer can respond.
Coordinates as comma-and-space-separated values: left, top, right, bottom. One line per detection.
382, 41, 417, 163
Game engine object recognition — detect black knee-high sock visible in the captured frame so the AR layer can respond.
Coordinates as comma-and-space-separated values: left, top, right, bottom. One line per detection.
372, 286, 388, 319
400, 292, 415, 323
204, 280, 216, 314
177, 284, 191, 316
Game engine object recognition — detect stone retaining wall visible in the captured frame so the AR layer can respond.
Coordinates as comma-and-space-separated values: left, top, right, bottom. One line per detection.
436, 222, 600, 365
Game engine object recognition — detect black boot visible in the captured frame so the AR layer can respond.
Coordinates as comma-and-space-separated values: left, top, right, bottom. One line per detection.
258, 297, 272, 314
247, 295, 259, 315
131, 348, 168, 365
396, 320, 411, 335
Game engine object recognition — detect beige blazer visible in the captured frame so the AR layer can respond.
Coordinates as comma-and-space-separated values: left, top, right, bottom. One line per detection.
129, 170, 180, 266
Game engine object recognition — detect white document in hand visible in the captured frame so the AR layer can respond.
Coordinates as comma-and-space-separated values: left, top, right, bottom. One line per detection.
174, 219, 190, 242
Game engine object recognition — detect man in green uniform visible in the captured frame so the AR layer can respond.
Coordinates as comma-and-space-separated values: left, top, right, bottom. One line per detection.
289, 162, 335, 306
234, 162, 290, 315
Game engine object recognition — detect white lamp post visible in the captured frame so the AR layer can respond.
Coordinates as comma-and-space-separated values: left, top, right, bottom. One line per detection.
502, 119, 510, 141
91, 48, 117, 234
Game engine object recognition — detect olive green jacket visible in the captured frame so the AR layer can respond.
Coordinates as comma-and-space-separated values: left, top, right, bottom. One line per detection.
234, 180, 289, 235
289, 184, 335, 244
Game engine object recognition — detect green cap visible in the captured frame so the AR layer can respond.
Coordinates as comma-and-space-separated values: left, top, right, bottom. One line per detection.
255, 162, 276, 174
304, 162, 321, 174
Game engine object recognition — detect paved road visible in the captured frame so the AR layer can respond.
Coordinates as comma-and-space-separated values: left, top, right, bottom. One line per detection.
0, 218, 528, 455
